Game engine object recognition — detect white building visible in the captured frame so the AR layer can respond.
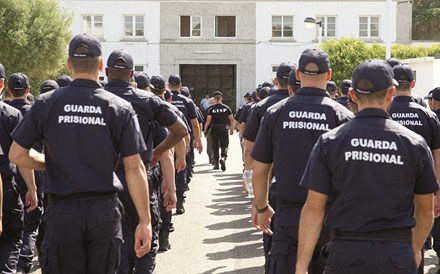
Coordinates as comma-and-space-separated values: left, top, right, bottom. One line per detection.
59, 0, 409, 110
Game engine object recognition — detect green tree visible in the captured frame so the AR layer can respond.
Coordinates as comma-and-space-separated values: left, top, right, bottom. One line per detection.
412, 0, 440, 40
321, 37, 440, 85
320, 37, 383, 86
0, 0, 72, 95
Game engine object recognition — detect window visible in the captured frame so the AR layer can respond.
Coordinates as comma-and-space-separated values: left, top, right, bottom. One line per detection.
215, 16, 236, 37
180, 16, 202, 37
124, 15, 144, 37
134, 65, 144, 72
359, 16, 379, 38
316, 16, 336, 38
82, 15, 103, 37
272, 16, 293, 38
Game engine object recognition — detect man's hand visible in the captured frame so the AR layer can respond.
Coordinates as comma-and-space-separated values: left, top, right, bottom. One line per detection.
175, 155, 187, 172
134, 222, 152, 258
414, 248, 422, 267
161, 184, 177, 212
229, 128, 234, 135
150, 149, 164, 167
193, 138, 203, 154
25, 190, 38, 213
255, 205, 275, 235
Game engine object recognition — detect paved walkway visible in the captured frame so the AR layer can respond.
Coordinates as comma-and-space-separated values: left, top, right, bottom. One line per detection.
29, 133, 440, 273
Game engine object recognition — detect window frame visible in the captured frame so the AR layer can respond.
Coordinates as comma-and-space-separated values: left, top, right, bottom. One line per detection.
82, 14, 104, 37
215, 16, 237, 38
123, 15, 145, 38
180, 15, 202, 38
315, 16, 336, 38
271, 15, 294, 38
359, 16, 380, 38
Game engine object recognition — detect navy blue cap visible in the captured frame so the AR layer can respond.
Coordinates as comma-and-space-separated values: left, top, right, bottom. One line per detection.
39, 80, 59, 94
432, 88, 440, 101
340, 79, 352, 95
8, 73, 29, 91
426, 89, 434, 100
326, 81, 337, 92
181, 86, 190, 97
352, 59, 398, 94
27, 93, 34, 102
393, 64, 414, 84
164, 89, 172, 101
134, 72, 152, 89
385, 58, 402, 68
298, 48, 330, 75
151, 75, 166, 90
69, 33, 102, 58
213, 90, 223, 97
251, 91, 257, 101
276, 62, 295, 79
258, 86, 270, 99
261, 81, 274, 88
288, 69, 300, 86
269, 86, 278, 96
168, 74, 181, 85
107, 49, 134, 70
244, 91, 251, 99
0, 63, 5, 79
56, 75, 72, 87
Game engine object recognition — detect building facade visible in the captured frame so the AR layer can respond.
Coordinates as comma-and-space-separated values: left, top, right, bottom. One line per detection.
59, 0, 409, 110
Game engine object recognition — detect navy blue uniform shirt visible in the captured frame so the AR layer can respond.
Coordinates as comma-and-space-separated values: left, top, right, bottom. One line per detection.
252, 87, 353, 203
243, 89, 289, 142
336, 96, 349, 108
389, 96, 440, 150
207, 104, 232, 125
238, 102, 252, 124
171, 91, 197, 127
8, 99, 31, 117
301, 108, 439, 231
0, 101, 22, 179
105, 79, 179, 163
234, 105, 243, 121
12, 79, 147, 195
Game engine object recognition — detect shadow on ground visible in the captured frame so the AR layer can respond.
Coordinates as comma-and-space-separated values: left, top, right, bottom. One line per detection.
206, 243, 263, 261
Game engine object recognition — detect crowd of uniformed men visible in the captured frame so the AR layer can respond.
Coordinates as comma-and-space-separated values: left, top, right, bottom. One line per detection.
0, 32, 440, 274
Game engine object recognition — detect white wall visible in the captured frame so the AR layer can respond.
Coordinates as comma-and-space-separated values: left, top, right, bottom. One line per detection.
255, 1, 397, 85
59, 1, 161, 77
403, 57, 440, 98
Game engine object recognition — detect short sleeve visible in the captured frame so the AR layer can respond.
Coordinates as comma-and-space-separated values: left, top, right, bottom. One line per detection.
119, 108, 147, 158
430, 115, 440, 150
251, 112, 274, 163
242, 106, 260, 142
415, 142, 440, 194
151, 98, 178, 127
300, 137, 332, 195
11, 100, 41, 150
187, 100, 197, 120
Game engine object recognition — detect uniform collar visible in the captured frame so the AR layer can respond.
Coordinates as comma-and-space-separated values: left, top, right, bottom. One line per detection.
11, 99, 29, 105
355, 108, 391, 120
171, 90, 180, 94
295, 87, 329, 97
70, 79, 103, 88
106, 79, 132, 88
392, 96, 413, 102
275, 89, 289, 96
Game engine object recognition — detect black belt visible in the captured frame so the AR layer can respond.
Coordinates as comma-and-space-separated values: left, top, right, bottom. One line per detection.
276, 198, 304, 208
47, 191, 117, 204
331, 228, 412, 244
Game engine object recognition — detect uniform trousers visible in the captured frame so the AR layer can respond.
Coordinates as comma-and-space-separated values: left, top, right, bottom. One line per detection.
116, 166, 161, 274
41, 195, 123, 274
206, 134, 213, 163
263, 182, 277, 274
268, 206, 328, 274
17, 171, 44, 273
323, 240, 416, 273
0, 178, 23, 274
211, 125, 229, 162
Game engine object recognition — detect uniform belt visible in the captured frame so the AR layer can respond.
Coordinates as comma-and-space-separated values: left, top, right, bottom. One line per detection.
47, 191, 117, 204
331, 228, 412, 243
276, 198, 304, 208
